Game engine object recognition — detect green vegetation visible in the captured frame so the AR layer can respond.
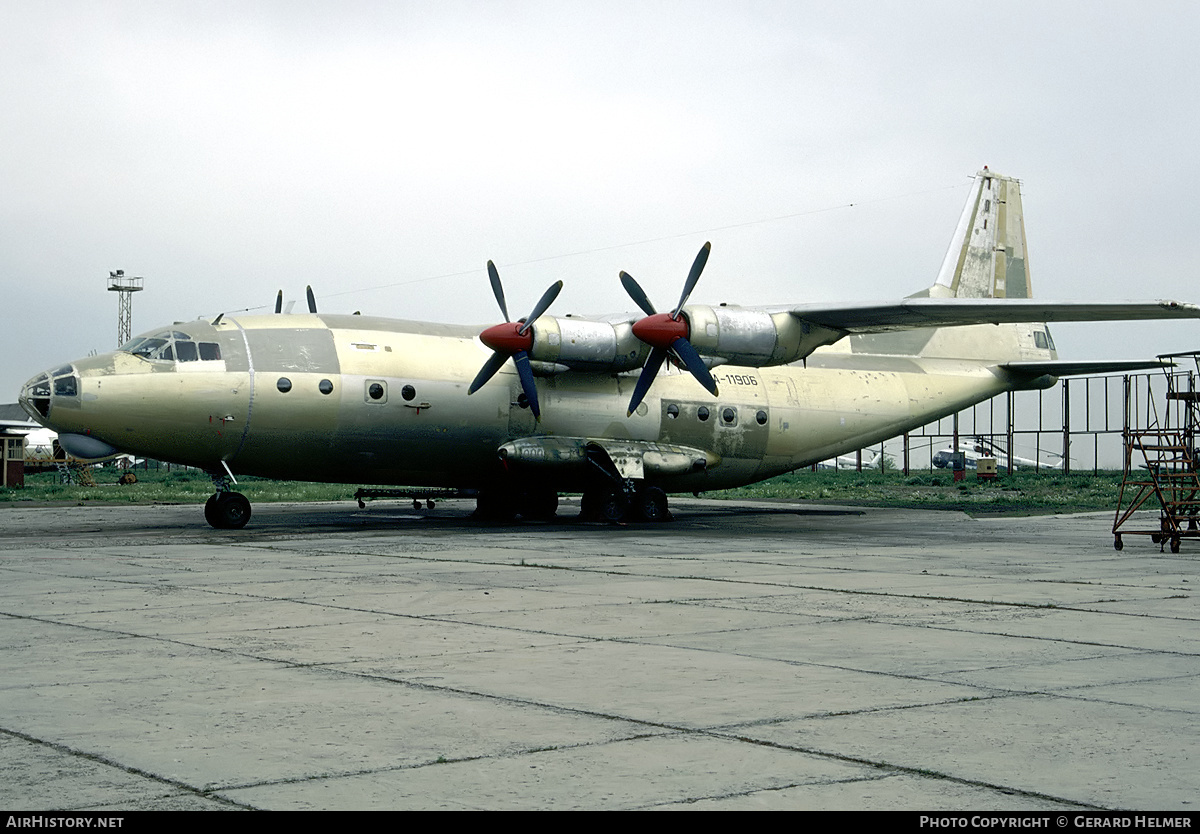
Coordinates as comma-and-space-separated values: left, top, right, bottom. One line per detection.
0, 467, 352, 506
713, 468, 1126, 516
1, 465, 1128, 516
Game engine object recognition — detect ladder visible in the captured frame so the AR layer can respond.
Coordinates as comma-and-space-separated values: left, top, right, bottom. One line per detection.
1113, 355, 1200, 552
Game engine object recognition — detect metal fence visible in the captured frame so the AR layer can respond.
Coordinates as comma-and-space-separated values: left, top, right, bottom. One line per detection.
845, 360, 1199, 475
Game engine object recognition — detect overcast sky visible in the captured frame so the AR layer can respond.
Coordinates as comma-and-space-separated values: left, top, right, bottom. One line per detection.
3, 1, 1198, 401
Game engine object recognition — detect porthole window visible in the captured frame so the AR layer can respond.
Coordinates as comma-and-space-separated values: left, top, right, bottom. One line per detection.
666, 403, 679, 419
721, 407, 737, 426
277, 377, 292, 393
697, 406, 710, 422
319, 379, 334, 395
756, 410, 768, 426
401, 384, 416, 401
366, 381, 387, 402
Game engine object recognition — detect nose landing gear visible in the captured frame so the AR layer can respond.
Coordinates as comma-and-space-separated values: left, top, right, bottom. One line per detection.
205, 470, 251, 529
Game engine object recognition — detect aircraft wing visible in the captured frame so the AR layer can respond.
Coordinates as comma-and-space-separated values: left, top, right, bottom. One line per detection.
787, 299, 1200, 333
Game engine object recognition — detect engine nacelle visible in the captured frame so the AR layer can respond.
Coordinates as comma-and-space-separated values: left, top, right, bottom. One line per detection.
526, 316, 647, 372
682, 305, 816, 366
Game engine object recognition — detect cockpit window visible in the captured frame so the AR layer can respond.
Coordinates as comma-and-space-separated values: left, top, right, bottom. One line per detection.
175, 340, 198, 362
122, 332, 221, 362
130, 338, 168, 358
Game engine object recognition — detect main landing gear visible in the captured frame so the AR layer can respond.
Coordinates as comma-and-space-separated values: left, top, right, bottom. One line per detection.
472, 482, 671, 524
580, 483, 670, 523
205, 471, 251, 529
473, 485, 559, 522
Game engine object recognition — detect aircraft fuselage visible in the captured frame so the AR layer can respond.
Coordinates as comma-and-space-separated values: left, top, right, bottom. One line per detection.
21, 312, 1039, 495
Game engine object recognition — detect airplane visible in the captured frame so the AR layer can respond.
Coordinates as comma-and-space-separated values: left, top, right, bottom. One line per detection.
818, 450, 883, 471
17, 168, 1200, 529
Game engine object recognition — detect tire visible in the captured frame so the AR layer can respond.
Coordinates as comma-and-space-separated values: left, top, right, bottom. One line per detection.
600, 490, 629, 523
206, 492, 251, 529
475, 490, 516, 522
204, 494, 220, 527
519, 488, 558, 521
635, 486, 669, 522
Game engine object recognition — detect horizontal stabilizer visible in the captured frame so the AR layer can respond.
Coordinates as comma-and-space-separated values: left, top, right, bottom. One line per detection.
789, 299, 1200, 334
1001, 359, 1176, 377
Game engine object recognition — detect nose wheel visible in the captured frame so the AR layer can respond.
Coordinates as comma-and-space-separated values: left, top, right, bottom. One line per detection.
204, 491, 252, 529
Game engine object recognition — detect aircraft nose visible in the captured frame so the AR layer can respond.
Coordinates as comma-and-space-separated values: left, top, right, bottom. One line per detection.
19, 370, 54, 423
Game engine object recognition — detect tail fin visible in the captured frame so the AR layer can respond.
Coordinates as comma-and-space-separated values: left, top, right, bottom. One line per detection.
932, 167, 1031, 299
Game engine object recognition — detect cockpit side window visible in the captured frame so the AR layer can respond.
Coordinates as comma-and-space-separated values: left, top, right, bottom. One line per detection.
122, 332, 221, 363
175, 340, 199, 362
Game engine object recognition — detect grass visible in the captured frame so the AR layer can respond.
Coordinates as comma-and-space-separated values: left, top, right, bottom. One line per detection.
0, 465, 1130, 516
0, 467, 352, 506
713, 468, 1128, 515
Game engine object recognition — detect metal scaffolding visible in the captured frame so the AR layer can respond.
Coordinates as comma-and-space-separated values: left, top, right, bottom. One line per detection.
107, 270, 144, 347
1112, 354, 1200, 552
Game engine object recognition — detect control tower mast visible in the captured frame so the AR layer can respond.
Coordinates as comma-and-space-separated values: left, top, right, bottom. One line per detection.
107, 270, 144, 347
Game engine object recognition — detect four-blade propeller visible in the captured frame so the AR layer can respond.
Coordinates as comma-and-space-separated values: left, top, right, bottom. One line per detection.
467, 260, 562, 420
620, 242, 718, 415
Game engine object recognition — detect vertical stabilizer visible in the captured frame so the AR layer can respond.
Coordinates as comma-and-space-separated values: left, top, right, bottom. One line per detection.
933, 168, 1031, 299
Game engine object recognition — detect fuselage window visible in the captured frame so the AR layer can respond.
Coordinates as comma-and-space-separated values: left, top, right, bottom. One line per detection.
666, 403, 679, 419
277, 378, 292, 393
697, 406, 710, 422
319, 379, 334, 395
366, 381, 387, 402
756, 410, 768, 426
721, 407, 737, 426
401, 384, 416, 401
1033, 331, 1048, 349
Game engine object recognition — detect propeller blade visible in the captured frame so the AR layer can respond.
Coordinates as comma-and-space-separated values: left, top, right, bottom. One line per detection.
306, 285, 318, 314
487, 260, 509, 322
468, 350, 510, 395
513, 350, 540, 419
518, 281, 563, 337
671, 241, 710, 319
275, 290, 283, 314
627, 346, 668, 416
669, 336, 718, 396
620, 271, 657, 317
470, 260, 561, 414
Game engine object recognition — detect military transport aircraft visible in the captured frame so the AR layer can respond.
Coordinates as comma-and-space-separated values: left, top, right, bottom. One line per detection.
18, 169, 1200, 528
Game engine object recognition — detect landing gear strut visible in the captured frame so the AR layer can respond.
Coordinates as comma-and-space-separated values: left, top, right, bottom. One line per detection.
205, 471, 251, 529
